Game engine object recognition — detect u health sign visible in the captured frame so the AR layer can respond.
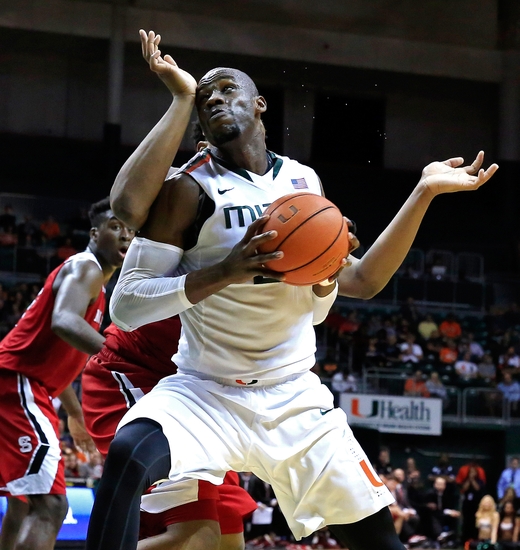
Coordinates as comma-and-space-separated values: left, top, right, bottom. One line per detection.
340, 393, 442, 435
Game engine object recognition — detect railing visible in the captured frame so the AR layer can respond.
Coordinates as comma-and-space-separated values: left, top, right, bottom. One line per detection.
356, 369, 518, 425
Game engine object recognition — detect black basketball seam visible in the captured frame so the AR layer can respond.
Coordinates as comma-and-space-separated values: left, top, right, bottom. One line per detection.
284, 218, 346, 273
274, 206, 335, 250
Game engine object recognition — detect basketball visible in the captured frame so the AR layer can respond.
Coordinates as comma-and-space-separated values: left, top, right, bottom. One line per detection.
258, 192, 350, 286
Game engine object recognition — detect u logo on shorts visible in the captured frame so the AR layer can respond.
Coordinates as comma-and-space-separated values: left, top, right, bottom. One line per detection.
359, 459, 384, 487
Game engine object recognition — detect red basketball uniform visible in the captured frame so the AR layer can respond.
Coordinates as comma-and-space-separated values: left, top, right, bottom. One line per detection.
82, 318, 256, 537
0, 252, 105, 496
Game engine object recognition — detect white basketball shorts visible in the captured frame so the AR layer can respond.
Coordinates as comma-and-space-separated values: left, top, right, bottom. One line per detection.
118, 370, 394, 539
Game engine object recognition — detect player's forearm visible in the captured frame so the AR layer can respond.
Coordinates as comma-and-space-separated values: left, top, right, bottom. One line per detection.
59, 385, 83, 419
111, 95, 194, 230
338, 182, 433, 299
51, 313, 105, 355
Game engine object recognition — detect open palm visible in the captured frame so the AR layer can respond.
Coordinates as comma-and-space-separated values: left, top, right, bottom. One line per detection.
420, 151, 498, 196
139, 29, 197, 97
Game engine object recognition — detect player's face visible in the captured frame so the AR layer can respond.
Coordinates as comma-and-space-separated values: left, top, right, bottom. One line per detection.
196, 71, 257, 147
94, 213, 135, 268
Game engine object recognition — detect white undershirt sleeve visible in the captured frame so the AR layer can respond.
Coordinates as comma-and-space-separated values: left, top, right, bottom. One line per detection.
109, 236, 195, 332
312, 281, 338, 325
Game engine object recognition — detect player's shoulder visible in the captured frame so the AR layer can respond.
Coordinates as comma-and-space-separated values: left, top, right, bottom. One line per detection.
61, 250, 103, 280
272, 151, 319, 178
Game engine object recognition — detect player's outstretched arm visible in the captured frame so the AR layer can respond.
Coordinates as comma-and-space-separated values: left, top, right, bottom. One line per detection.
51, 258, 106, 354
110, 30, 197, 231
338, 151, 498, 299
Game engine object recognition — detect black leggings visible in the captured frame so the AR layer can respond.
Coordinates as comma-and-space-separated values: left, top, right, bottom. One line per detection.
85, 419, 171, 550
329, 507, 406, 550
86, 419, 405, 550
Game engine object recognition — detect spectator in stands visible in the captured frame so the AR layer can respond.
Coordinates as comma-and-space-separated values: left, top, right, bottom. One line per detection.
331, 369, 357, 394
460, 332, 485, 362
399, 334, 424, 365
63, 448, 90, 481
323, 306, 345, 348
456, 460, 487, 486
474, 495, 499, 546
425, 371, 447, 402
424, 328, 444, 364
422, 476, 461, 543
56, 237, 77, 261
497, 373, 520, 413
404, 457, 426, 511
0, 205, 16, 233
404, 370, 430, 397
497, 457, 520, 500
439, 338, 459, 366
459, 464, 486, 544
373, 446, 393, 477
379, 333, 402, 367
86, 450, 104, 494
39, 214, 61, 242
439, 313, 462, 341
418, 314, 439, 341
383, 473, 416, 541
400, 297, 420, 328
497, 486, 520, 514
17, 214, 40, 247
499, 346, 520, 374
0, 226, 18, 247
391, 468, 421, 543
428, 453, 457, 490
497, 500, 520, 547
338, 310, 360, 337
478, 353, 497, 383
454, 351, 479, 382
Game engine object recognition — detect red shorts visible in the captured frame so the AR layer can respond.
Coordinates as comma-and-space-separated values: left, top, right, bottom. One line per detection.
82, 351, 256, 537
0, 371, 66, 496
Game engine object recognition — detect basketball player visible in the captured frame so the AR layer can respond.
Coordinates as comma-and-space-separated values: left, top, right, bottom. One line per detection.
82, 316, 256, 550
85, 30, 498, 550
0, 197, 134, 550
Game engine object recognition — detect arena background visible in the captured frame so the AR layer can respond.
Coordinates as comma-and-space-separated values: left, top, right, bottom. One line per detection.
1, 1, 520, 548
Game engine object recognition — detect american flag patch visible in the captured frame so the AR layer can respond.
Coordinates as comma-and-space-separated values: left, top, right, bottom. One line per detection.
291, 178, 308, 189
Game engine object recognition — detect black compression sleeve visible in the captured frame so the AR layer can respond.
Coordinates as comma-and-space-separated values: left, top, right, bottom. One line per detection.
329, 507, 406, 550
86, 419, 171, 550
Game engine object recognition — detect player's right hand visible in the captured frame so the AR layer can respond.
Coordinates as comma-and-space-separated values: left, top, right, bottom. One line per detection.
220, 216, 285, 283
139, 29, 197, 97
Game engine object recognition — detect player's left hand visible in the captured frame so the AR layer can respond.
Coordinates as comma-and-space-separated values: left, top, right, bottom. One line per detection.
68, 415, 97, 454
420, 150, 498, 197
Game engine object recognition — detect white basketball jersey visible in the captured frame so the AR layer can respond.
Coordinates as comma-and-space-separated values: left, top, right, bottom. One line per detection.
173, 150, 324, 382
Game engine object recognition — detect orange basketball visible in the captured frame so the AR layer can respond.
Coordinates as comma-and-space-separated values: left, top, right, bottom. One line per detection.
258, 192, 350, 286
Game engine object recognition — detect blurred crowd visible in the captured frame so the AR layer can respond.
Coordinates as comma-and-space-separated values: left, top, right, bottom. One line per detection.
316, 298, 520, 415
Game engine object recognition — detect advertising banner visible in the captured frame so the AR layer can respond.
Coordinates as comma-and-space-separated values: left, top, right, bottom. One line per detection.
340, 393, 443, 435
0, 486, 94, 541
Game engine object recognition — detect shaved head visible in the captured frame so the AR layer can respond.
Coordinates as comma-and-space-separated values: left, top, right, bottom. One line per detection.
197, 68, 259, 97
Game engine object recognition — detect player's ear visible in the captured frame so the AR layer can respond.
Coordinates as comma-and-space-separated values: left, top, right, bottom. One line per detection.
255, 95, 267, 114
90, 227, 98, 242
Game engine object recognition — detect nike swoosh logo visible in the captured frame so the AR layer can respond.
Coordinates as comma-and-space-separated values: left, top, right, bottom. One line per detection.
320, 408, 334, 416
218, 187, 234, 195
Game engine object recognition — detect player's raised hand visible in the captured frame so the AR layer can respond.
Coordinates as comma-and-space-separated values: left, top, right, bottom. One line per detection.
419, 150, 498, 197
139, 29, 197, 97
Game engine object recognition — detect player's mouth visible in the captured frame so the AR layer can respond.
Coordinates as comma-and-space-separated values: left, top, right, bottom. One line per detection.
118, 246, 128, 260
209, 108, 228, 121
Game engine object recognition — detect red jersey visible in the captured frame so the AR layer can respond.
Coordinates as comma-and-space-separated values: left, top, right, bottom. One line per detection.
103, 316, 181, 378
0, 251, 105, 397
